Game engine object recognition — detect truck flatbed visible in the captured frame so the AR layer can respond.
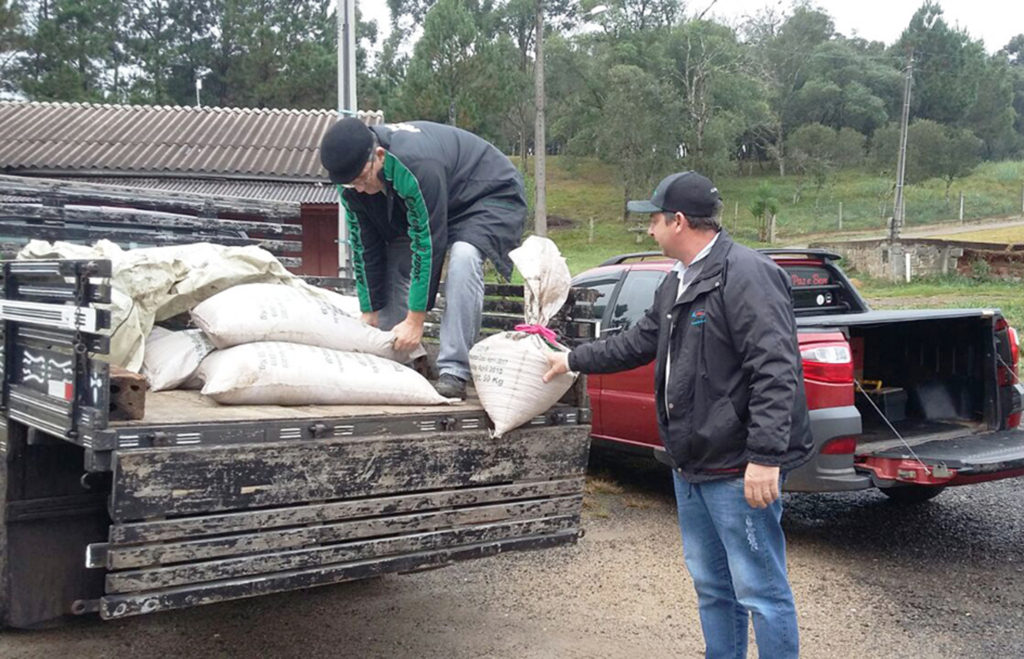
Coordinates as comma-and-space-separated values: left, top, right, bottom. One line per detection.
111, 389, 483, 426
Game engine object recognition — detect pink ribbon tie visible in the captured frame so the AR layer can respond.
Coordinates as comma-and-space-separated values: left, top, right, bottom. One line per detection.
515, 324, 559, 344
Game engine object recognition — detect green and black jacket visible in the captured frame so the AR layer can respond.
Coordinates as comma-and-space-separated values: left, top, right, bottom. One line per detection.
338, 121, 527, 314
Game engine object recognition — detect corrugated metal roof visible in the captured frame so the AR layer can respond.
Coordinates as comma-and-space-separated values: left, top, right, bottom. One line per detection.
0, 176, 339, 204
0, 101, 339, 180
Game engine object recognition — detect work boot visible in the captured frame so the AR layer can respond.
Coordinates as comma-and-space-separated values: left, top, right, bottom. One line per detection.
434, 373, 468, 400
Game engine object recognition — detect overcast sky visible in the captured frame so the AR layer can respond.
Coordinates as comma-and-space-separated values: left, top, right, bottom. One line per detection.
354, 0, 1024, 54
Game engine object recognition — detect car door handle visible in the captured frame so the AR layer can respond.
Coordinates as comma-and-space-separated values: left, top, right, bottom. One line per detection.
602, 325, 624, 336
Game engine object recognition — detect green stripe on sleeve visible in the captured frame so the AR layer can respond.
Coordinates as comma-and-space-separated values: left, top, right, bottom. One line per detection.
383, 153, 433, 312
336, 186, 373, 312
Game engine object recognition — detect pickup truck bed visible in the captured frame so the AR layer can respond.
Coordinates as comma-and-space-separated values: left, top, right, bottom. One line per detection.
0, 256, 596, 628
0, 178, 600, 629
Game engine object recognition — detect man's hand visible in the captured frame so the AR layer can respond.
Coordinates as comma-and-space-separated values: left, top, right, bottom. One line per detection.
392, 312, 426, 352
361, 311, 380, 328
542, 351, 571, 383
744, 462, 781, 509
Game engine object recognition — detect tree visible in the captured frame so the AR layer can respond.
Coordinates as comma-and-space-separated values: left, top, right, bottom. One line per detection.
400, 0, 480, 126
593, 64, 678, 221
126, 0, 175, 104
17, 0, 123, 101
787, 123, 865, 211
492, 0, 574, 166
784, 38, 900, 135
742, 4, 836, 176
1002, 34, 1024, 66
666, 20, 758, 179
965, 54, 1019, 159
930, 125, 983, 209
163, 0, 216, 105
876, 119, 983, 210
0, 0, 25, 96
894, 2, 986, 125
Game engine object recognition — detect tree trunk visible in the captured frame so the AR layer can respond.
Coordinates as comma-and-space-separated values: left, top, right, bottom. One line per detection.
776, 121, 786, 177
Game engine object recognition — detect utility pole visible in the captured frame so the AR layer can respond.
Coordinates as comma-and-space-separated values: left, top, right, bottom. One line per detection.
336, 0, 357, 277
533, 0, 547, 237
891, 51, 913, 241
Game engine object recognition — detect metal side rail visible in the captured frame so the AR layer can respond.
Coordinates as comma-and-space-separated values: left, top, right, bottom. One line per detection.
1, 259, 112, 452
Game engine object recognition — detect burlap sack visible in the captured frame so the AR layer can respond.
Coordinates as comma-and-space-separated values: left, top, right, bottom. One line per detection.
199, 342, 453, 406
469, 237, 576, 437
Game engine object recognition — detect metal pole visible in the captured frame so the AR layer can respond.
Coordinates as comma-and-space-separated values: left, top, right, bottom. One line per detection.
533, 0, 547, 237
336, 0, 357, 277
959, 191, 964, 224
838, 201, 843, 231
891, 51, 913, 241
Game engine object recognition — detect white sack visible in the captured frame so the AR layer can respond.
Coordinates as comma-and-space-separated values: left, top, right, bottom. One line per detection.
142, 328, 216, 392
469, 236, 576, 437
18, 239, 319, 371
199, 342, 452, 406
190, 283, 419, 362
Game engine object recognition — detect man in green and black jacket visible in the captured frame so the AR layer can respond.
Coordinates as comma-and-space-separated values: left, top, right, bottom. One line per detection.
320, 118, 527, 399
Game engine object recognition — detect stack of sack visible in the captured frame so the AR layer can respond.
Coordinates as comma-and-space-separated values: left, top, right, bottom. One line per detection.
21, 240, 449, 407
143, 282, 448, 406
469, 236, 577, 437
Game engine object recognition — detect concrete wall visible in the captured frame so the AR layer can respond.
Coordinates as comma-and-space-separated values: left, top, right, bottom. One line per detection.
811, 238, 1024, 281
810, 238, 968, 281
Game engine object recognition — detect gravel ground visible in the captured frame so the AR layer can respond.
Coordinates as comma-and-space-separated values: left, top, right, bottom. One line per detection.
2, 453, 1022, 659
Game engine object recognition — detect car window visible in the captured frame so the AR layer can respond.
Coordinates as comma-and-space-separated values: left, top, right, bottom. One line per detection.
573, 274, 620, 323
610, 269, 666, 331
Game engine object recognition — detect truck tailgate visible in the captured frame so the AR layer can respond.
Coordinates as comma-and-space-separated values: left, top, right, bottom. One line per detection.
84, 425, 590, 620
861, 430, 1024, 485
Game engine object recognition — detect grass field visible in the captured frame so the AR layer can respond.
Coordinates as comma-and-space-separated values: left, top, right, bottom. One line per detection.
846, 276, 1024, 331
534, 157, 1024, 256
931, 225, 1024, 243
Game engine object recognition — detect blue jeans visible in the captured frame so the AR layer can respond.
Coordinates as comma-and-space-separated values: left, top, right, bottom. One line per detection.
377, 239, 484, 381
672, 471, 799, 659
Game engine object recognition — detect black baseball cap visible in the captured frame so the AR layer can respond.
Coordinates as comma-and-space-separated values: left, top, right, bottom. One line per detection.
319, 118, 376, 185
627, 171, 721, 216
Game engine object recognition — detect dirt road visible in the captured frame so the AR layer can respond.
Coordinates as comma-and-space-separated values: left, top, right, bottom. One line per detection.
2, 454, 1022, 659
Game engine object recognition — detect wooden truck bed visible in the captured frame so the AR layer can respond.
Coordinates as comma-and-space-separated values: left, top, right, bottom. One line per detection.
111, 389, 486, 426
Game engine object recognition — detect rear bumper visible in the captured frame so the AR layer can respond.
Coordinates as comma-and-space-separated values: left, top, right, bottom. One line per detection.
785, 406, 871, 492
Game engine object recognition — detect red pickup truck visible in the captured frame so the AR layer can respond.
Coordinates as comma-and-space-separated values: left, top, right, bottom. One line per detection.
572, 249, 1024, 502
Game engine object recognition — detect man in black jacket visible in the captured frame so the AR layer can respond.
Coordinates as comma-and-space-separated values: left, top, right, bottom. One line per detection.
544, 171, 812, 658
320, 119, 526, 398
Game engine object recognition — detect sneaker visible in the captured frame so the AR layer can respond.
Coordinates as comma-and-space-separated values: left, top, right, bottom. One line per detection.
434, 373, 468, 400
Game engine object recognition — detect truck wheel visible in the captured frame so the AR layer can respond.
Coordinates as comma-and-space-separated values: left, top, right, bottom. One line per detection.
880, 485, 946, 503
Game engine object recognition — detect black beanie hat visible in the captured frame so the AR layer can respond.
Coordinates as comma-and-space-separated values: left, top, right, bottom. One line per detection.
319, 118, 375, 184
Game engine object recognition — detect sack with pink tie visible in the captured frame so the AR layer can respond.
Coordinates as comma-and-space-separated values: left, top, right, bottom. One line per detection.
469, 237, 576, 437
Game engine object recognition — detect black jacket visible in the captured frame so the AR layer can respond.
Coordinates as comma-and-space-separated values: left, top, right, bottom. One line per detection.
340, 122, 526, 313
569, 230, 814, 482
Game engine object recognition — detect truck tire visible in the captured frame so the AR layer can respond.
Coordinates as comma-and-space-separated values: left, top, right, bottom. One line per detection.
880, 485, 946, 504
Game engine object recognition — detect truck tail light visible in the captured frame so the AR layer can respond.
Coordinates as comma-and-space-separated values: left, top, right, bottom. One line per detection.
800, 344, 853, 384
821, 436, 857, 455
997, 323, 1021, 429
1010, 327, 1019, 372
